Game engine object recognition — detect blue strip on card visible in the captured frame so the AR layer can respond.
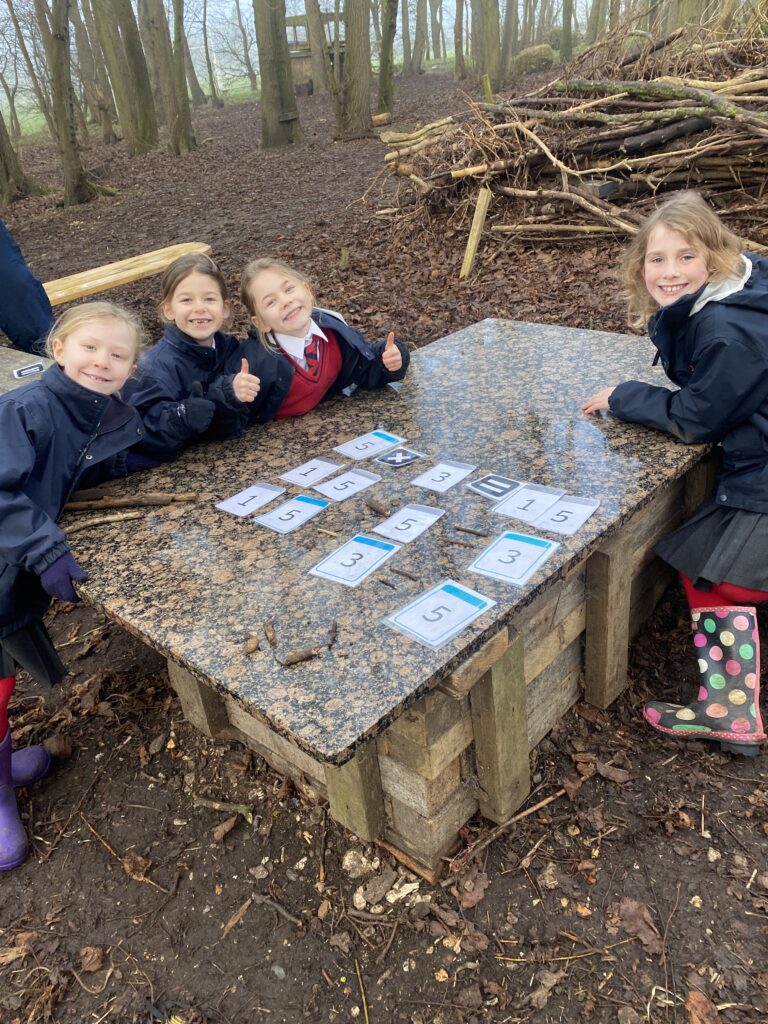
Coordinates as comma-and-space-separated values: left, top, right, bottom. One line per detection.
354, 535, 396, 551
372, 431, 399, 442
504, 531, 550, 548
441, 583, 488, 608
296, 495, 329, 507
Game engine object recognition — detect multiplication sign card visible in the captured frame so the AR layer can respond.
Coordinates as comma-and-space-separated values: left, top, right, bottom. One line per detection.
334, 430, 404, 460
373, 504, 445, 543
310, 535, 399, 587
411, 460, 477, 494
216, 483, 285, 517
280, 457, 341, 486
255, 494, 329, 533
532, 495, 600, 535
469, 531, 559, 587
493, 483, 564, 523
312, 469, 381, 502
386, 580, 496, 650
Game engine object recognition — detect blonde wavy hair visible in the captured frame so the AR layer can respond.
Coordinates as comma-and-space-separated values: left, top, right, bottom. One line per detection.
621, 191, 744, 328
45, 301, 145, 362
240, 258, 314, 351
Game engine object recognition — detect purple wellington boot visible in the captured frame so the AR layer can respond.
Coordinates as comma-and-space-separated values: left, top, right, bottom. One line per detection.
0, 729, 29, 871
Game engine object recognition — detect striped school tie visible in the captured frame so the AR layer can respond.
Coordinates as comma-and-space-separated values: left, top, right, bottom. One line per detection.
304, 335, 321, 378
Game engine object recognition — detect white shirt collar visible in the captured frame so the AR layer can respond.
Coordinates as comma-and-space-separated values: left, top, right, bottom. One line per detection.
274, 319, 327, 364
690, 254, 751, 315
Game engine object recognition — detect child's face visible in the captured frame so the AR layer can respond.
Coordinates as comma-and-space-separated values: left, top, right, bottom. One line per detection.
52, 318, 137, 395
644, 224, 710, 307
248, 268, 314, 339
163, 271, 230, 345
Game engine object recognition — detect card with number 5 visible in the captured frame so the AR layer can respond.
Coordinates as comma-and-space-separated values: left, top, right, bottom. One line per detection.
531, 495, 600, 535
386, 579, 496, 649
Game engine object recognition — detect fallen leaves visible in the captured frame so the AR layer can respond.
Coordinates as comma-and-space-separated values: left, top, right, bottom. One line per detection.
685, 990, 720, 1023
607, 897, 662, 954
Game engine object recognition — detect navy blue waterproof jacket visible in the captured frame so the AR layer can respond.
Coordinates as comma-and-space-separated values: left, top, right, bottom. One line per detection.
0, 364, 144, 636
240, 308, 410, 424
123, 324, 250, 460
610, 253, 768, 512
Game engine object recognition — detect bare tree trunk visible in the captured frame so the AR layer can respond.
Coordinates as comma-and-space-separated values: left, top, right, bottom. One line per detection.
412, 0, 427, 73
338, 0, 372, 139
183, 33, 207, 107
33, 0, 96, 204
234, 0, 259, 91
370, 0, 381, 51
305, 0, 330, 95
401, 0, 413, 74
80, 0, 118, 141
202, 0, 223, 107
561, 0, 573, 60
0, 108, 36, 203
500, 0, 518, 75
4, 0, 57, 139
142, 0, 192, 152
428, 0, 441, 59
70, 0, 99, 122
171, 0, 195, 153
475, 0, 501, 89
92, 0, 158, 154
585, 0, 606, 44
377, 0, 397, 113
138, 0, 166, 124
454, 0, 466, 79
0, 72, 23, 142
252, 0, 303, 149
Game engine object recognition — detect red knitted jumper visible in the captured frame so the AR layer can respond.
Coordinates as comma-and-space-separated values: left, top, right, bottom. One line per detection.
274, 330, 343, 419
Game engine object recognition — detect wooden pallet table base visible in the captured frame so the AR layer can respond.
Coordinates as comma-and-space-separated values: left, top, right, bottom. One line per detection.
165, 452, 719, 878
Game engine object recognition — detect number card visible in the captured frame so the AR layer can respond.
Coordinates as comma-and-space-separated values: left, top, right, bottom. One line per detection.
310, 535, 399, 587
469, 531, 559, 587
334, 430, 404, 460
216, 483, 286, 517
373, 504, 445, 543
411, 460, 477, 494
312, 469, 381, 502
493, 483, 565, 523
386, 579, 496, 650
255, 494, 329, 533
374, 447, 425, 468
280, 457, 342, 486
467, 474, 523, 501
531, 495, 600, 535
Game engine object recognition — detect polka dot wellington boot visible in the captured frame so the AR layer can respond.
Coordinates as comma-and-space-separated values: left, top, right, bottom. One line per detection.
644, 606, 766, 756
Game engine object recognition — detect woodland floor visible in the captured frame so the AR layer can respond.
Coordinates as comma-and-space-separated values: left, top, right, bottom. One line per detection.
1, 73, 768, 1024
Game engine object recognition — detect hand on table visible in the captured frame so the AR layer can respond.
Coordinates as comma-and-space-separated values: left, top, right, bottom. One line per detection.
381, 332, 402, 372
232, 358, 261, 403
40, 552, 89, 604
582, 387, 616, 414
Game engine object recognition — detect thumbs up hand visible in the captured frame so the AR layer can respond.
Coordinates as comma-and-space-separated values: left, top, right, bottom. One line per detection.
381, 331, 403, 372
232, 357, 262, 403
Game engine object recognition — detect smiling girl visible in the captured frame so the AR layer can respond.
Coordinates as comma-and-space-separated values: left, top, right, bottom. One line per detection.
238, 258, 409, 423
0, 302, 145, 871
125, 253, 261, 461
583, 191, 768, 755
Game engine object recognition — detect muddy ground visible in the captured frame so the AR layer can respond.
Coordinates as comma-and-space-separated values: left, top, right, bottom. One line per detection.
1, 73, 767, 1024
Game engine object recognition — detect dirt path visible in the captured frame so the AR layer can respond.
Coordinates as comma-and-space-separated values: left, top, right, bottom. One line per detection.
1, 74, 767, 1024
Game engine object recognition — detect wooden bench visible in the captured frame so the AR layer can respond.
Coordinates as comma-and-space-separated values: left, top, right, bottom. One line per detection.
60, 318, 715, 881
43, 241, 211, 306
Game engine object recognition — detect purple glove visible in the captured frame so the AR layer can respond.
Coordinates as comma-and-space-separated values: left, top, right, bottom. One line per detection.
126, 451, 163, 473
40, 552, 89, 603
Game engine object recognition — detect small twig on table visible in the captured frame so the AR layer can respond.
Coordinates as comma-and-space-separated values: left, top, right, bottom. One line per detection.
278, 646, 324, 667
65, 492, 207, 511
390, 566, 419, 582
66, 511, 143, 534
454, 524, 490, 537
376, 577, 397, 589
365, 496, 391, 517
327, 621, 338, 650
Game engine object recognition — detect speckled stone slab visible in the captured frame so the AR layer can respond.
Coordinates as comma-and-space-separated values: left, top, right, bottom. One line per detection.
0, 346, 49, 395
62, 319, 707, 765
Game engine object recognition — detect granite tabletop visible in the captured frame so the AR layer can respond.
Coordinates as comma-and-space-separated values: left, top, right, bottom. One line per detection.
62, 319, 707, 765
0, 346, 50, 395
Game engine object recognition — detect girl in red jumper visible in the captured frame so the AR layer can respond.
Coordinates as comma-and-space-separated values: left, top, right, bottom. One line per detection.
239, 258, 409, 423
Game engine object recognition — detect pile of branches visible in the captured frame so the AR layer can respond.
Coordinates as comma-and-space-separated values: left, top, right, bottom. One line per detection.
378, 31, 768, 249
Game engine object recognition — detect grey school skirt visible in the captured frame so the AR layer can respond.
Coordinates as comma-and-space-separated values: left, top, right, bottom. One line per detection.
654, 496, 768, 591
